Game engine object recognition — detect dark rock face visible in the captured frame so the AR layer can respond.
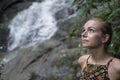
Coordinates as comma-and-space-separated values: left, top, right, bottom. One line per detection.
0, 0, 44, 23
0, 28, 9, 52
0, 0, 23, 22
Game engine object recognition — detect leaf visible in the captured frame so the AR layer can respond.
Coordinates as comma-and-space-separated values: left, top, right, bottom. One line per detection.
91, 4, 97, 9
72, 0, 80, 4
107, 9, 120, 20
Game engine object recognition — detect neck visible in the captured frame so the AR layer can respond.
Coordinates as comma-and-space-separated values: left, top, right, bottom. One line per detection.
89, 47, 110, 63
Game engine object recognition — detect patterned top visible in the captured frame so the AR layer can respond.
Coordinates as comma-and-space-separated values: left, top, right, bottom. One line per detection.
79, 56, 113, 80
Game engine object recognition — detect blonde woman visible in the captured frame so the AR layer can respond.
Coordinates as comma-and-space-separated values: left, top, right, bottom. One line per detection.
78, 16, 120, 80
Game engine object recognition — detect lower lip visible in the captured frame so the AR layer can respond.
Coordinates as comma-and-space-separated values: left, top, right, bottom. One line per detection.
82, 40, 88, 43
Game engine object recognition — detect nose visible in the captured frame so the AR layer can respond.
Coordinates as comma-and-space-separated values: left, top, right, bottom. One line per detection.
82, 30, 87, 37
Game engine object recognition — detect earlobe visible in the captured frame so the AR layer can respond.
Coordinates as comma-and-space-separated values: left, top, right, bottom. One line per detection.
102, 34, 110, 43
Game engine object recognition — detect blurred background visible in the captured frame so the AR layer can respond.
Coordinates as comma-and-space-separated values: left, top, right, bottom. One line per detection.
0, 0, 119, 80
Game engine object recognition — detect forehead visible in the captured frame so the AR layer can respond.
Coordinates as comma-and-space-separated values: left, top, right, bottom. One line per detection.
83, 20, 102, 29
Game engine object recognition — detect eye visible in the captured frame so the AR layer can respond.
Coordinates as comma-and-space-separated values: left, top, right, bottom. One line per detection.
82, 29, 85, 33
88, 28, 95, 32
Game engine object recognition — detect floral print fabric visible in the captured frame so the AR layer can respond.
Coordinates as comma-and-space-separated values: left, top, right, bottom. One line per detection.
80, 64, 110, 80
79, 56, 112, 80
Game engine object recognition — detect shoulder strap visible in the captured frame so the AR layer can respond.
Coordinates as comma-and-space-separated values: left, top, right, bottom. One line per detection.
106, 58, 113, 68
82, 55, 90, 72
86, 55, 90, 64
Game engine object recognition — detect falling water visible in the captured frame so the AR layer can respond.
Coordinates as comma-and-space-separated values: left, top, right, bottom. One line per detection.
2, 0, 75, 63
8, 0, 74, 51
8, 0, 57, 51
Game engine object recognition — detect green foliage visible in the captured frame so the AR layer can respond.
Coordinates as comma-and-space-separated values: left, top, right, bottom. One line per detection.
0, 63, 4, 80
0, 44, 6, 51
0, 24, 8, 29
73, 0, 120, 57
66, 27, 80, 38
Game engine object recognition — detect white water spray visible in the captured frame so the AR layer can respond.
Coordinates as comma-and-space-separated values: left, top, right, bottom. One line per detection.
8, 0, 74, 51
8, 1, 58, 51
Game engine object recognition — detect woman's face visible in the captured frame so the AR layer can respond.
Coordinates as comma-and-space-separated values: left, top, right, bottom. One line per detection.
81, 20, 105, 49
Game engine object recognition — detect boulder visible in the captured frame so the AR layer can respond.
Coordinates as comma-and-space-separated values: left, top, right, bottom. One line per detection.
2, 39, 81, 80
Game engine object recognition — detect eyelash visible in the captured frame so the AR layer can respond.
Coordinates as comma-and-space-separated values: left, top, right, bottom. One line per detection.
89, 28, 95, 32
82, 28, 95, 33
82, 29, 85, 32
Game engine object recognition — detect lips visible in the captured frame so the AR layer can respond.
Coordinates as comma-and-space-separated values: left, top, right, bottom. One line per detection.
82, 39, 88, 43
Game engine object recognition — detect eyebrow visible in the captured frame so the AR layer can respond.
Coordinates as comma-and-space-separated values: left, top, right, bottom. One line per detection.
88, 26, 96, 29
83, 26, 96, 29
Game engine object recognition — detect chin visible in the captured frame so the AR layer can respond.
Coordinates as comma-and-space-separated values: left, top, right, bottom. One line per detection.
82, 45, 92, 49
82, 45, 89, 48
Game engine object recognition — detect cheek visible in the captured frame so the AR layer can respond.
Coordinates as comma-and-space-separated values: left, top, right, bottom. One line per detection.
89, 34, 103, 45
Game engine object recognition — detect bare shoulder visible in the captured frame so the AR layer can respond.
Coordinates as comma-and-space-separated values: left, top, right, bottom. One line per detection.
111, 58, 120, 73
77, 54, 89, 67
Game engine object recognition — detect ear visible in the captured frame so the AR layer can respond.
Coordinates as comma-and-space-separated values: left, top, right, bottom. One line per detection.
102, 34, 110, 44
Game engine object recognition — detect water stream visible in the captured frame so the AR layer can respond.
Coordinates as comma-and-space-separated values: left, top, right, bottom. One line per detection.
8, 0, 59, 51
8, 0, 74, 51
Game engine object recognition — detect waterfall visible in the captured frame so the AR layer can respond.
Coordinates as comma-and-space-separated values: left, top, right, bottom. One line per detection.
8, 1, 58, 51
8, 0, 74, 51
